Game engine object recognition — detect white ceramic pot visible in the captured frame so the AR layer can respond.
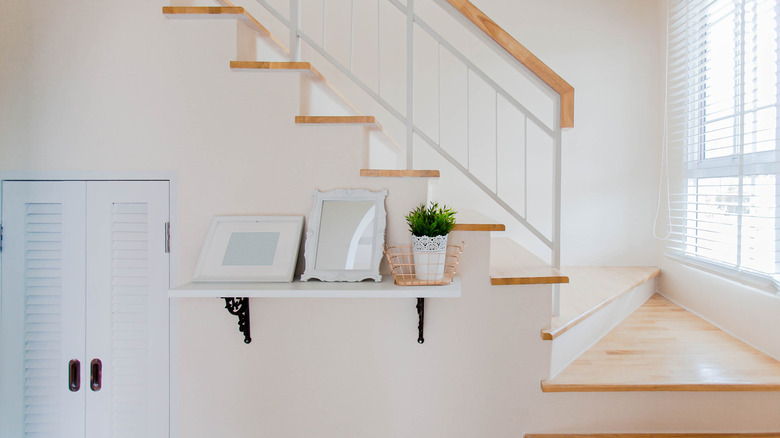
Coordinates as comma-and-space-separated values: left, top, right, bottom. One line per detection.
411, 234, 448, 281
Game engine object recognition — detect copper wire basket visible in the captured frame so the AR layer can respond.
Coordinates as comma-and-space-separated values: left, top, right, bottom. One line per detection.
383, 243, 464, 286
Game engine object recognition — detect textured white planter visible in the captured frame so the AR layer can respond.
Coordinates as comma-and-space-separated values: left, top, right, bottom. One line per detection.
412, 235, 448, 281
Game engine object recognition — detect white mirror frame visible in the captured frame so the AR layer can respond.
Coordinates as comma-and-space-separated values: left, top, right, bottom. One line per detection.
301, 189, 388, 282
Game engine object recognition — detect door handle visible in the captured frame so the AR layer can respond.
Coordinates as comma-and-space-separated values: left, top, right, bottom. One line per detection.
90, 359, 102, 392
68, 359, 80, 392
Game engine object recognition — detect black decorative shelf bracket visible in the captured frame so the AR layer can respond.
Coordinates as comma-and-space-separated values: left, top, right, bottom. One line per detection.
223, 297, 251, 344
416, 298, 425, 344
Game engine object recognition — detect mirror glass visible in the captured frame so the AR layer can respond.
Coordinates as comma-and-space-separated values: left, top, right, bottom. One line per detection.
314, 201, 376, 270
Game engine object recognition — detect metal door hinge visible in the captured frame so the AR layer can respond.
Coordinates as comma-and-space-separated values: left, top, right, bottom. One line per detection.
164, 222, 170, 253
0, 224, 4, 253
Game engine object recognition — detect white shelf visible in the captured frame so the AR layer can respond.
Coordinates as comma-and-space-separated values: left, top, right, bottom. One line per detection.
168, 277, 461, 298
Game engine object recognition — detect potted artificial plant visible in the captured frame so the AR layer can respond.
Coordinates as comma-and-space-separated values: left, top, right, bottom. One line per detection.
405, 203, 457, 281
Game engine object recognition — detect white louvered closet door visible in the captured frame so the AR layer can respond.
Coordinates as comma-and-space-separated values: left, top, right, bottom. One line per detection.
84, 181, 169, 438
0, 181, 88, 438
1, 180, 170, 438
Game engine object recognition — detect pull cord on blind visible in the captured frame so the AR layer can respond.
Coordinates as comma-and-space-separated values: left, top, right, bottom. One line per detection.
666, 0, 780, 287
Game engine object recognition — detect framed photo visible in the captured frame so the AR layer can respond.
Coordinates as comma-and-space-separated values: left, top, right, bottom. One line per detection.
193, 216, 304, 282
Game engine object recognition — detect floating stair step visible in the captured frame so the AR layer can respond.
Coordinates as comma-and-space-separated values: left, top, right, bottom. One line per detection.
452, 209, 505, 232
162, 6, 244, 15
359, 169, 440, 178
542, 266, 660, 340
164, 4, 281, 44
230, 61, 324, 80
489, 237, 568, 285
541, 294, 780, 392
295, 116, 376, 125
526, 434, 780, 438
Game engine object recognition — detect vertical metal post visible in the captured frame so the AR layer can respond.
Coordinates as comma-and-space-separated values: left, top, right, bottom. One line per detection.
552, 99, 563, 318
437, 43, 441, 146
377, 0, 381, 94
290, 0, 302, 62
349, 0, 355, 72
466, 68, 470, 170
405, 0, 415, 170
495, 89, 499, 194
323, 0, 327, 52
524, 116, 528, 217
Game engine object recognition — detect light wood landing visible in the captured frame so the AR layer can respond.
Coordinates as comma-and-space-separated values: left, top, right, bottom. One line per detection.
359, 169, 440, 178
295, 116, 376, 125
162, 6, 244, 15
230, 61, 324, 80
489, 238, 568, 285
452, 209, 505, 232
542, 266, 660, 340
542, 294, 780, 392
526, 434, 780, 438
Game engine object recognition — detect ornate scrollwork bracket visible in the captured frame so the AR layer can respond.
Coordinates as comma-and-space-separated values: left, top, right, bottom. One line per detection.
223, 297, 251, 344
416, 298, 425, 344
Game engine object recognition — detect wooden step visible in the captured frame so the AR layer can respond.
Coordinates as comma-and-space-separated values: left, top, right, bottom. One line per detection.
162, 6, 244, 15
489, 237, 568, 285
526, 434, 780, 438
452, 209, 505, 232
295, 116, 376, 125
164, 3, 282, 45
359, 169, 440, 178
541, 294, 780, 392
542, 266, 661, 340
230, 61, 324, 80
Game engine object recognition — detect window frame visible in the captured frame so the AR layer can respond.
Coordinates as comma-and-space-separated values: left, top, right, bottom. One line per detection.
675, 0, 780, 289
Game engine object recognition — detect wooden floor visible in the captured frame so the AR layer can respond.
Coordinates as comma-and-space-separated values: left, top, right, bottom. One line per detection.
542, 294, 780, 392
526, 435, 780, 438
543, 266, 660, 339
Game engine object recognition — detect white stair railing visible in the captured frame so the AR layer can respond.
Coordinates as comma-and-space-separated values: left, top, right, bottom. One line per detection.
252, 0, 564, 278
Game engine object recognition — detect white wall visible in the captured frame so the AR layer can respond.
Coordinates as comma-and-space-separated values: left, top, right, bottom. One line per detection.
3, 0, 780, 437
235, 0, 666, 267
410, 0, 667, 266
658, 259, 780, 360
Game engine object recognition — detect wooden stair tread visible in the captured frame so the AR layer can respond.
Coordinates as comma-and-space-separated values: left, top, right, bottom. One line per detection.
166, 2, 283, 46
542, 266, 661, 340
489, 237, 568, 285
162, 6, 244, 15
295, 116, 376, 125
452, 209, 505, 232
230, 61, 324, 80
359, 169, 440, 178
541, 294, 780, 392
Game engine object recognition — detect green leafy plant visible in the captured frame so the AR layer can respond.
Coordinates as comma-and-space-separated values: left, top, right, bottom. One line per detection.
405, 202, 457, 237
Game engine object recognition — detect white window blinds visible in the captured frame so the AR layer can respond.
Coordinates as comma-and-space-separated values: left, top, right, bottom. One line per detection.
667, 0, 780, 284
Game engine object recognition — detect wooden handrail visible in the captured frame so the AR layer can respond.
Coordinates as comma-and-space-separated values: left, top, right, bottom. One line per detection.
444, 0, 575, 128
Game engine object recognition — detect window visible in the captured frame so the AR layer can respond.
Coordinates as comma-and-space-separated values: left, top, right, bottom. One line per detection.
667, 0, 779, 285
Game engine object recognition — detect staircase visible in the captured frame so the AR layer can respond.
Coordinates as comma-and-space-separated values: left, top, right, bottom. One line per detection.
161, 0, 780, 431
164, 0, 566, 275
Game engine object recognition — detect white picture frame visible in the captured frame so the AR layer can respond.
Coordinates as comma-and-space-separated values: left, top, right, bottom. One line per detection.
193, 216, 303, 282
301, 189, 387, 282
